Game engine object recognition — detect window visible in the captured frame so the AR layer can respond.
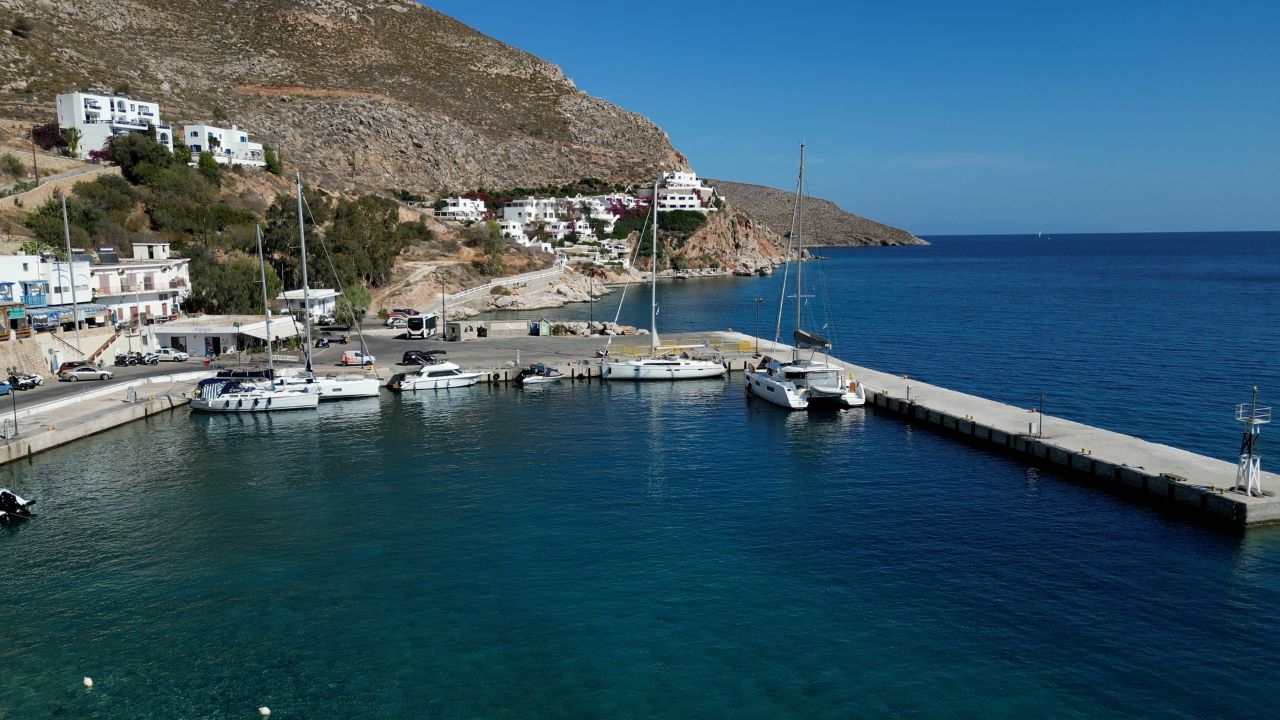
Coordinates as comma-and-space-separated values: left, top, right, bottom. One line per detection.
21, 263, 28, 272
190, 130, 199, 137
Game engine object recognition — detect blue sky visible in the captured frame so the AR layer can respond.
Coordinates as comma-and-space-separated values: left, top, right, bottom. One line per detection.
425, 1, 1279, 235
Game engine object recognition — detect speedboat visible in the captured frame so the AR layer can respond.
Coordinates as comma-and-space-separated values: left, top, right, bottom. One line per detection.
387, 359, 482, 392
190, 377, 320, 412
515, 363, 565, 387
0, 488, 35, 522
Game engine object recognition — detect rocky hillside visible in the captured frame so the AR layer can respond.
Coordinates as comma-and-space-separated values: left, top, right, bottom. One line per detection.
711, 179, 925, 247
0, 0, 683, 192
673, 206, 784, 274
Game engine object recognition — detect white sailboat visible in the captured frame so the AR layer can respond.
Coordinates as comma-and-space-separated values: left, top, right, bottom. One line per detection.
275, 172, 381, 400
190, 225, 320, 413
746, 144, 865, 411
602, 172, 726, 381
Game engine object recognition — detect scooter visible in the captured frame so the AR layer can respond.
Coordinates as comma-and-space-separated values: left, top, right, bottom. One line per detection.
315, 337, 331, 349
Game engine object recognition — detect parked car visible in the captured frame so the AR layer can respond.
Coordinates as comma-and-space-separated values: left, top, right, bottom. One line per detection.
59, 365, 113, 382
154, 347, 189, 362
391, 307, 420, 317
0, 381, 10, 396
401, 349, 447, 365
384, 316, 408, 329
340, 351, 375, 367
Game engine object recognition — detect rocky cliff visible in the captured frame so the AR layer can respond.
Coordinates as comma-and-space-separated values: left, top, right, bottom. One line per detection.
0, 0, 683, 192
711, 179, 925, 247
672, 207, 784, 274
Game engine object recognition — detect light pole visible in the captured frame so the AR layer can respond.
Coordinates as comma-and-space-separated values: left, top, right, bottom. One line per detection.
753, 296, 764, 355
8, 387, 17, 439
233, 322, 242, 366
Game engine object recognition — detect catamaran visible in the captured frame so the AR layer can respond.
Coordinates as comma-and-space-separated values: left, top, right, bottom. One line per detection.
746, 144, 865, 410
601, 173, 726, 381
191, 225, 320, 413
274, 172, 381, 400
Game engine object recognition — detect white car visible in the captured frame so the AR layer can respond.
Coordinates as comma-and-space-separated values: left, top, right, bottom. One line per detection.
154, 347, 189, 362
340, 351, 375, 367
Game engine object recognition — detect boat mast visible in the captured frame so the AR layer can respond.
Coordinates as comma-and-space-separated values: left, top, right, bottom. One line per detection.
255, 223, 276, 380
296, 172, 314, 373
650, 169, 660, 352
794, 143, 805, 349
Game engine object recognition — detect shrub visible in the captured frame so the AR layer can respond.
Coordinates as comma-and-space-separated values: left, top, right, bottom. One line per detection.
107, 132, 174, 183
10, 15, 32, 38
197, 151, 221, 187
263, 145, 282, 175
30, 122, 63, 151
172, 138, 192, 165
1, 154, 25, 178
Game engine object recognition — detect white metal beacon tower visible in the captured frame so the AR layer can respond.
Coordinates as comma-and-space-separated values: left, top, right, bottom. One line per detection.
1235, 386, 1270, 497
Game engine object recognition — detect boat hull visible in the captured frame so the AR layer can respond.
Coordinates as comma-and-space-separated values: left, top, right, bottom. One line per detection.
190, 390, 320, 412
745, 370, 809, 409
391, 374, 482, 392
602, 359, 725, 381
316, 376, 382, 399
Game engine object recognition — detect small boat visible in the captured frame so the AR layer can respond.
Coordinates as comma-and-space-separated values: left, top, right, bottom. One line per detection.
0, 488, 35, 522
673, 272, 690, 280
757, 266, 773, 276
387, 359, 482, 392
515, 363, 565, 387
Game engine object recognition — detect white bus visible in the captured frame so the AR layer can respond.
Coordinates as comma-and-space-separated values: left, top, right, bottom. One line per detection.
406, 313, 439, 339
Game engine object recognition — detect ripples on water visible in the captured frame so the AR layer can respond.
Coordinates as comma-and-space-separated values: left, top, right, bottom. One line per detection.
3, 233, 1280, 718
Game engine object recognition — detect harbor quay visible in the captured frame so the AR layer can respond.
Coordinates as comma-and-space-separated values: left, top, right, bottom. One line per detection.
2, 326, 1274, 528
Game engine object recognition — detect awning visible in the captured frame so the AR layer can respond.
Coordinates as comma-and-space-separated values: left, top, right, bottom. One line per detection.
238, 322, 300, 341
26, 303, 111, 321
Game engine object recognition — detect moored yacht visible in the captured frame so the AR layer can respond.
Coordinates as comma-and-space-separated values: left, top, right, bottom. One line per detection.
746, 144, 865, 411
387, 358, 482, 391
602, 171, 726, 382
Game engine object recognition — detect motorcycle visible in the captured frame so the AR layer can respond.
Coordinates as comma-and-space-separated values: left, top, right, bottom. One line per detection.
140, 352, 160, 366
6, 372, 42, 391
315, 337, 331, 349
114, 352, 134, 367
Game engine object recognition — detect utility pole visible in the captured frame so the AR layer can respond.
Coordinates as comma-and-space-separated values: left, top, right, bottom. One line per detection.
754, 296, 764, 355
30, 137, 39, 186
61, 197, 81, 354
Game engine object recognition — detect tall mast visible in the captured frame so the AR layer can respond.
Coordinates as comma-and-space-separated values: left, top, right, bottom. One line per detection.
256, 223, 276, 379
296, 172, 314, 373
650, 170, 660, 351
795, 143, 805, 335
61, 197, 81, 353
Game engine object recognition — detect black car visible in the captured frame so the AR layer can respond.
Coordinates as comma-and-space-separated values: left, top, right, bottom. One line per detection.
400, 349, 447, 365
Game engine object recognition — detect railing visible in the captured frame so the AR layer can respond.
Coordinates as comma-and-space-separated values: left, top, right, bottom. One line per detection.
21, 293, 47, 307
47, 331, 87, 358
444, 265, 566, 308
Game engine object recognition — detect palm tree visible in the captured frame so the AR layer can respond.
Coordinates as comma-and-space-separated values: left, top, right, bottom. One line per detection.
61, 127, 82, 158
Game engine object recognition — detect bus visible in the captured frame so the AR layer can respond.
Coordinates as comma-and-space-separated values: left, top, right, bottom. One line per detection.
406, 313, 438, 339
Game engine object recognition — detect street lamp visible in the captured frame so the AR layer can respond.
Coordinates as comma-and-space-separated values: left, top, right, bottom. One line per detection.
753, 296, 764, 355
8, 386, 17, 440
233, 321, 242, 367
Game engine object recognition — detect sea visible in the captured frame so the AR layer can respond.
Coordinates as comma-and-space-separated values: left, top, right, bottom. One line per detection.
2, 232, 1278, 718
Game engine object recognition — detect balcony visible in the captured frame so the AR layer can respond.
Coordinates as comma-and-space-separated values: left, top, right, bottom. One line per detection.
169, 278, 188, 290
22, 293, 47, 308
110, 116, 146, 129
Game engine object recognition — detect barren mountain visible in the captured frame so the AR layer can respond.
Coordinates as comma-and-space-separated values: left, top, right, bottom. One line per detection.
712, 179, 925, 247
0, 0, 683, 192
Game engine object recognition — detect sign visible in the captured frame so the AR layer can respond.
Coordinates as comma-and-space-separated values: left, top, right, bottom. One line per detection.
7, 307, 25, 320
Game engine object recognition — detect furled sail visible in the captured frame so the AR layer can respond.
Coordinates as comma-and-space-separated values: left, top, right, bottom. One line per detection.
793, 329, 831, 349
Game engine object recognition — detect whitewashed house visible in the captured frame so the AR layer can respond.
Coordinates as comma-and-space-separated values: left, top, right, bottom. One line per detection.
656, 188, 703, 212
56, 91, 174, 159
90, 241, 192, 324
433, 198, 487, 223
658, 169, 721, 210
276, 288, 341, 322
183, 124, 265, 167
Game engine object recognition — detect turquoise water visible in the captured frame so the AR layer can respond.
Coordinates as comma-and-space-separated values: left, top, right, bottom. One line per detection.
3, 233, 1280, 718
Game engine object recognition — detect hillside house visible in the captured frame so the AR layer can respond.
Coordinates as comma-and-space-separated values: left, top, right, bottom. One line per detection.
56, 91, 175, 159
433, 197, 487, 223
183, 124, 266, 167
90, 242, 191, 325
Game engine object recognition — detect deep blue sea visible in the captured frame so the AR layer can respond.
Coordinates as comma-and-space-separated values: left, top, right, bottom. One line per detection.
3, 233, 1279, 718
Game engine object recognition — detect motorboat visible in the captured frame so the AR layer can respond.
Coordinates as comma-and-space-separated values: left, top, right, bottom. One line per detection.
515, 363, 565, 387
601, 172, 726, 382
0, 488, 35, 522
387, 359, 482, 392
746, 144, 866, 411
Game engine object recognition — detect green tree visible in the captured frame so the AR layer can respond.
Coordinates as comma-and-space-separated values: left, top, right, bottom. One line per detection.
60, 128, 82, 158
26, 197, 97, 253
263, 145, 282, 175
107, 132, 174, 184
197, 151, 221, 187
432, 198, 448, 211
172, 137, 192, 165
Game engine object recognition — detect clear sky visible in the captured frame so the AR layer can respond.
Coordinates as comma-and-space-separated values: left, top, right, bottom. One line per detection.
424, 1, 1279, 235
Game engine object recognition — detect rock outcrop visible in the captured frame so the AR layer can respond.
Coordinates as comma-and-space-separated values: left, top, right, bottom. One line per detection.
669, 206, 785, 274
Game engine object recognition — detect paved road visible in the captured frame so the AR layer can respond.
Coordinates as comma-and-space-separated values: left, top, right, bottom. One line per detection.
4, 359, 200, 410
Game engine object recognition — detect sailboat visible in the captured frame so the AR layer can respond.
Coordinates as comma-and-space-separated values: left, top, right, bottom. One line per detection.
601, 172, 725, 381
190, 225, 320, 413
745, 144, 865, 410
274, 172, 381, 400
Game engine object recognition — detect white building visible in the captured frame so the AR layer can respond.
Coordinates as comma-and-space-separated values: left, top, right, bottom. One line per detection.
276, 288, 341, 322
0, 251, 107, 331
183, 124, 265, 167
90, 242, 192, 325
151, 314, 300, 358
657, 169, 720, 210
656, 188, 703, 212
56, 91, 174, 159
433, 197, 487, 223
